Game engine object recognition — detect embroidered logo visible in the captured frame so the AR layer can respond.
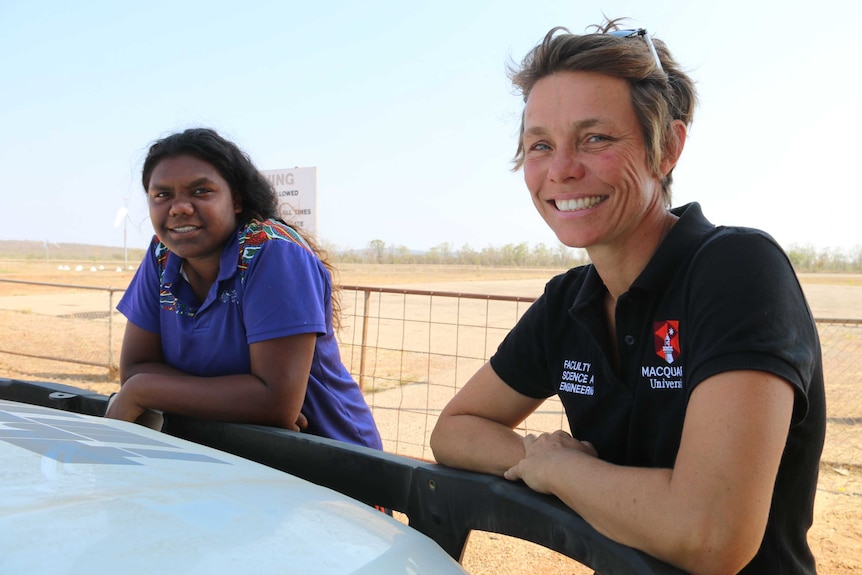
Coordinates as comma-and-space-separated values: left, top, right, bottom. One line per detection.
219, 289, 239, 304
654, 320, 680, 364
558, 359, 595, 395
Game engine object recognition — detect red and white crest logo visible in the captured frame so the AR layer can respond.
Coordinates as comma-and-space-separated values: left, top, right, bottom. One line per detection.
654, 320, 680, 364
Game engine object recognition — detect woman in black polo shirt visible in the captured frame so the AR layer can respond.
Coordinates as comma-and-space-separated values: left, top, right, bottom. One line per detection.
431, 19, 825, 575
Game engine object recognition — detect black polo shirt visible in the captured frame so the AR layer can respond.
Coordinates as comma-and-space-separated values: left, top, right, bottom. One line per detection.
491, 202, 825, 574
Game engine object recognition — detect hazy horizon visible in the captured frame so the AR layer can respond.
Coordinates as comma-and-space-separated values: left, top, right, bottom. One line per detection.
0, 237, 858, 258
2, 1, 859, 252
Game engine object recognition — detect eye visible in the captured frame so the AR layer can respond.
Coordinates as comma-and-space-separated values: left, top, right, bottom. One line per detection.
526, 140, 552, 153
582, 133, 615, 150
192, 187, 211, 196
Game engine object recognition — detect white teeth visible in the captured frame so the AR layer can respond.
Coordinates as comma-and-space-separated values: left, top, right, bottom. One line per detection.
554, 196, 604, 212
172, 226, 197, 233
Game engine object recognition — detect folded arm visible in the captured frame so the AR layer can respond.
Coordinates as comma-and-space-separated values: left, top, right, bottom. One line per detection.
433, 364, 795, 575
107, 321, 314, 430
430, 362, 545, 475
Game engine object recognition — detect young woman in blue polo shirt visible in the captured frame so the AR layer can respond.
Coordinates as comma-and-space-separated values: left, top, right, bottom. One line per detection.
106, 128, 381, 450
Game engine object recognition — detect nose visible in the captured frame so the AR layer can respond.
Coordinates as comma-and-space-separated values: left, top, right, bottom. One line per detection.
547, 146, 585, 183
168, 196, 194, 216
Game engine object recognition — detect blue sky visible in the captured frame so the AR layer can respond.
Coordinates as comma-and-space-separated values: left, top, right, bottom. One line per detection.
1, 0, 859, 253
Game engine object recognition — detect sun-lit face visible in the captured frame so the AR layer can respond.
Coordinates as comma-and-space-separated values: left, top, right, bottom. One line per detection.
522, 70, 667, 251
146, 155, 242, 266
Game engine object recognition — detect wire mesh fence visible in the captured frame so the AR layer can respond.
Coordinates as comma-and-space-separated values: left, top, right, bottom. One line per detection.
0, 278, 859, 467
337, 286, 567, 459
816, 319, 862, 468
0, 279, 125, 387
338, 286, 862, 465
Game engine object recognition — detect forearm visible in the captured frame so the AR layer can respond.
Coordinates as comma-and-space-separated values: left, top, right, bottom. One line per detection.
430, 414, 526, 476
120, 361, 185, 384
121, 371, 301, 428
540, 450, 758, 575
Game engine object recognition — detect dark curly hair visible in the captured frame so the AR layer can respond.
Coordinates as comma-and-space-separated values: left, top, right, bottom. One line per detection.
141, 127, 278, 224
141, 127, 343, 327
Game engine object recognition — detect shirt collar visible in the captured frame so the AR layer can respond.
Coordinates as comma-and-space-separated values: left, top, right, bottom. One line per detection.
216, 225, 243, 282
158, 224, 244, 288
631, 202, 715, 293
568, 202, 715, 312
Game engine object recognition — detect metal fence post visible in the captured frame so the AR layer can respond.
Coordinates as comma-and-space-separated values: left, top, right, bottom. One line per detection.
358, 289, 372, 390
107, 288, 119, 380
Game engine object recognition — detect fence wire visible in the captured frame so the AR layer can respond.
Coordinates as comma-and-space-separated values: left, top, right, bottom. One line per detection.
816, 320, 862, 468
339, 287, 862, 463
338, 286, 567, 459
0, 280, 124, 386
0, 279, 858, 466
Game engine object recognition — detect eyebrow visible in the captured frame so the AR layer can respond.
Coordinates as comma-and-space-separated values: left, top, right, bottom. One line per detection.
148, 176, 216, 192
523, 118, 605, 137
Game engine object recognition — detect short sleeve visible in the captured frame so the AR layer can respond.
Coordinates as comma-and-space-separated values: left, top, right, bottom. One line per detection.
684, 230, 819, 424
490, 293, 557, 399
240, 239, 329, 344
116, 239, 162, 334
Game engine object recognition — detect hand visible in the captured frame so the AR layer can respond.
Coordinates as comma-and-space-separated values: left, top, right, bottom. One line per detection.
290, 411, 309, 432
504, 430, 597, 494
104, 390, 147, 423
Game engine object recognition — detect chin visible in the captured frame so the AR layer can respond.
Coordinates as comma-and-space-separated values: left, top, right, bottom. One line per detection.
551, 231, 592, 250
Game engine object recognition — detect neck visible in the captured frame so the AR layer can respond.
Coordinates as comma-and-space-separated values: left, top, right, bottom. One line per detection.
589, 209, 677, 299
182, 257, 220, 301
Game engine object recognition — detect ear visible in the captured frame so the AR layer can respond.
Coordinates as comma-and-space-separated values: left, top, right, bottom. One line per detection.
660, 120, 687, 176
233, 195, 243, 215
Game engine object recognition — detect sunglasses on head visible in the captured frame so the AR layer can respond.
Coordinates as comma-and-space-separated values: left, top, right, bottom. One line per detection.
607, 28, 664, 73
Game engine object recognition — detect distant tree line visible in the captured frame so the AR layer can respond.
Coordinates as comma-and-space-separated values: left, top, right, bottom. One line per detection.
330, 239, 590, 268
785, 244, 862, 273
330, 239, 862, 273
5, 239, 861, 274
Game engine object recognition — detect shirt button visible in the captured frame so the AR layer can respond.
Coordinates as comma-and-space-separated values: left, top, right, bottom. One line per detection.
624, 335, 635, 346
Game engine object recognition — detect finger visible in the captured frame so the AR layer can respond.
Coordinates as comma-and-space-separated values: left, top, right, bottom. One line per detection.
104, 393, 118, 417
503, 464, 520, 481
296, 412, 309, 431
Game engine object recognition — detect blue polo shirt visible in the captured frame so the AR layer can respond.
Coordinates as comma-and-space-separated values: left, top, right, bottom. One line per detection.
118, 220, 382, 449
